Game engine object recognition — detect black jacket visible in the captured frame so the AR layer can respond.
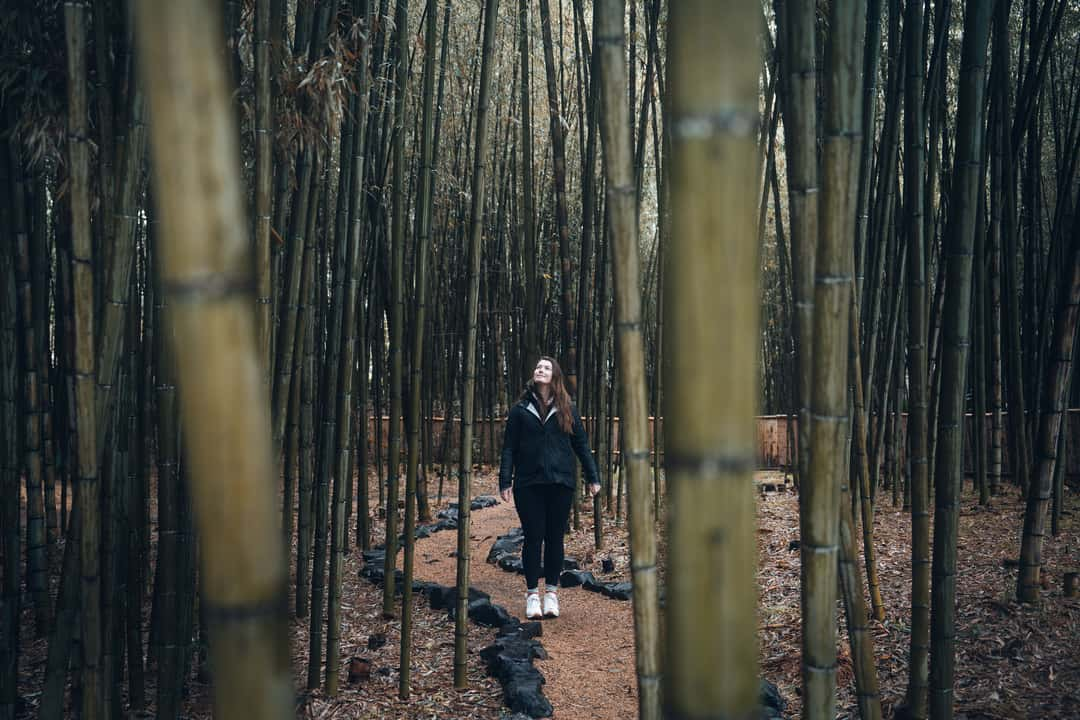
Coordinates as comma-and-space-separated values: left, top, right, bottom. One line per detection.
498, 393, 600, 492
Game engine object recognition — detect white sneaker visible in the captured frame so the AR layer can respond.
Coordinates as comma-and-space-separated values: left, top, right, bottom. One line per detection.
525, 592, 542, 620
543, 590, 559, 618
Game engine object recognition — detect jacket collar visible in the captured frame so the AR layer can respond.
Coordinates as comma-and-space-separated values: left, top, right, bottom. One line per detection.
523, 392, 558, 424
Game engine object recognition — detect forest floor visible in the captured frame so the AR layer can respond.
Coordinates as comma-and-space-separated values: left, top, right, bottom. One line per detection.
12, 468, 1080, 719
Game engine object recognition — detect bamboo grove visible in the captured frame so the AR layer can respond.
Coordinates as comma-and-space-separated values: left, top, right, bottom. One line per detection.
0, 1, 1077, 719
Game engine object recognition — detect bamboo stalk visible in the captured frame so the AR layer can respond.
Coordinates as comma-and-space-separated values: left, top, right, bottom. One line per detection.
902, 0, 930, 713
1017, 223, 1080, 602
928, 3, 993, 716
401, 0, 439, 697
0, 180, 21, 720
663, 1, 760, 716
64, 3, 103, 716
135, 1, 293, 717
802, 1, 867, 717
454, 0, 500, 690
10, 139, 50, 638
595, 1, 660, 714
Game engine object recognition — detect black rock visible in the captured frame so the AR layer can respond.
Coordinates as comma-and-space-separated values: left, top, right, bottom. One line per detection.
513, 621, 543, 640
367, 633, 386, 650
599, 581, 633, 601
471, 495, 500, 510
437, 507, 459, 521
601, 557, 615, 574
480, 632, 552, 718
497, 555, 525, 574
488, 528, 525, 563
467, 598, 514, 628
429, 584, 491, 611
362, 549, 386, 566
503, 676, 554, 718
559, 569, 597, 588
759, 678, 787, 718
434, 518, 457, 531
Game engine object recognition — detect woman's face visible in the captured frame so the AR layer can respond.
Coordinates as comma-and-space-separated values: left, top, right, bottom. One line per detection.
533, 359, 554, 386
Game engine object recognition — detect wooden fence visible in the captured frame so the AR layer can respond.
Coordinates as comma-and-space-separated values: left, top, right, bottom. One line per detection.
366, 410, 1080, 478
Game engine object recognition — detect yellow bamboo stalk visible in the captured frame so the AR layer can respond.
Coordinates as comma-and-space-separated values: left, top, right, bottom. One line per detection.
663, 1, 760, 716
595, 0, 660, 716
134, 2, 293, 718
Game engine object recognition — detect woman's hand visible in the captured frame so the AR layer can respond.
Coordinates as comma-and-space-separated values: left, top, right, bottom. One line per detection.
587, 483, 601, 498
499, 488, 512, 503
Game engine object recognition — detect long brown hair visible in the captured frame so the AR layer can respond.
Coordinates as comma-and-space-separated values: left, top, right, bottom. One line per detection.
524, 356, 574, 433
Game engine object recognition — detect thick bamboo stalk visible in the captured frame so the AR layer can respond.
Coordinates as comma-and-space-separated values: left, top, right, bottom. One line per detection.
928, 3, 993, 717
663, 1, 760, 717
254, 0, 273, 383
0, 191, 21, 720
595, 1, 660, 715
538, 0, 578, 392
64, 3, 104, 716
381, 0, 409, 620
400, 0, 439, 698
94, 84, 147, 453
10, 143, 50, 637
776, 0, 819, 489
802, 1, 867, 718
1017, 223, 1080, 602
902, 0, 930, 713
135, 1, 294, 717
454, 0, 499, 688
326, 1, 372, 696
849, 296, 886, 623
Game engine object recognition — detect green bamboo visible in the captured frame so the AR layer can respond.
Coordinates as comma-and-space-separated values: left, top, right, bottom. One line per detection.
518, 0, 538, 371
0, 180, 20, 720
10, 141, 50, 637
595, 0, 660, 714
254, 0, 273, 383
94, 83, 147, 454
849, 296, 886, 623
296, 255, 316, 619
135, 1, 294, 717
802, 0, 866, 717
30, 176, 58, 549
401, 0, 439, 698
776, 0, 819, 490
326, 0, 372, 695
1017, 224, 1080, 602
381, 0, 410, 620
902, 0, 930, 713
64, 3, 103, 716
454, 0, 500, 689
928, 3, 993, 717
538, 0, 578, 391
663, 1, 760, 717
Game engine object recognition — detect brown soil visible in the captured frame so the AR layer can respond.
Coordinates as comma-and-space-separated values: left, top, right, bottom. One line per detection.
12, 468, 1080, 719
398, 480, 639, 720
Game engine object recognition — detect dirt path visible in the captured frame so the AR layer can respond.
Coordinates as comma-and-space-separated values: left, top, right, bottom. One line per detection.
398, 495, 639, 720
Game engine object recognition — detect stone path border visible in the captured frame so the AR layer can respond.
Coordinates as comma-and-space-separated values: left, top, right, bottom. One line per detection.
360, 496, 555, 718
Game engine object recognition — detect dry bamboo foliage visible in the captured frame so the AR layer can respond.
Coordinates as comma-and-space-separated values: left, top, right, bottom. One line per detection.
134, 1, 293, 718
663, 1, 760, 717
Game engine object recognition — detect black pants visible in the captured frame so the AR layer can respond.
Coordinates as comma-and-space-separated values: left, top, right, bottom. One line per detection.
513, 483, 575, 590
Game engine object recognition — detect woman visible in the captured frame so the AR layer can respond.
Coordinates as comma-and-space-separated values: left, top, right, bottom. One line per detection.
498, 356, 601, 620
